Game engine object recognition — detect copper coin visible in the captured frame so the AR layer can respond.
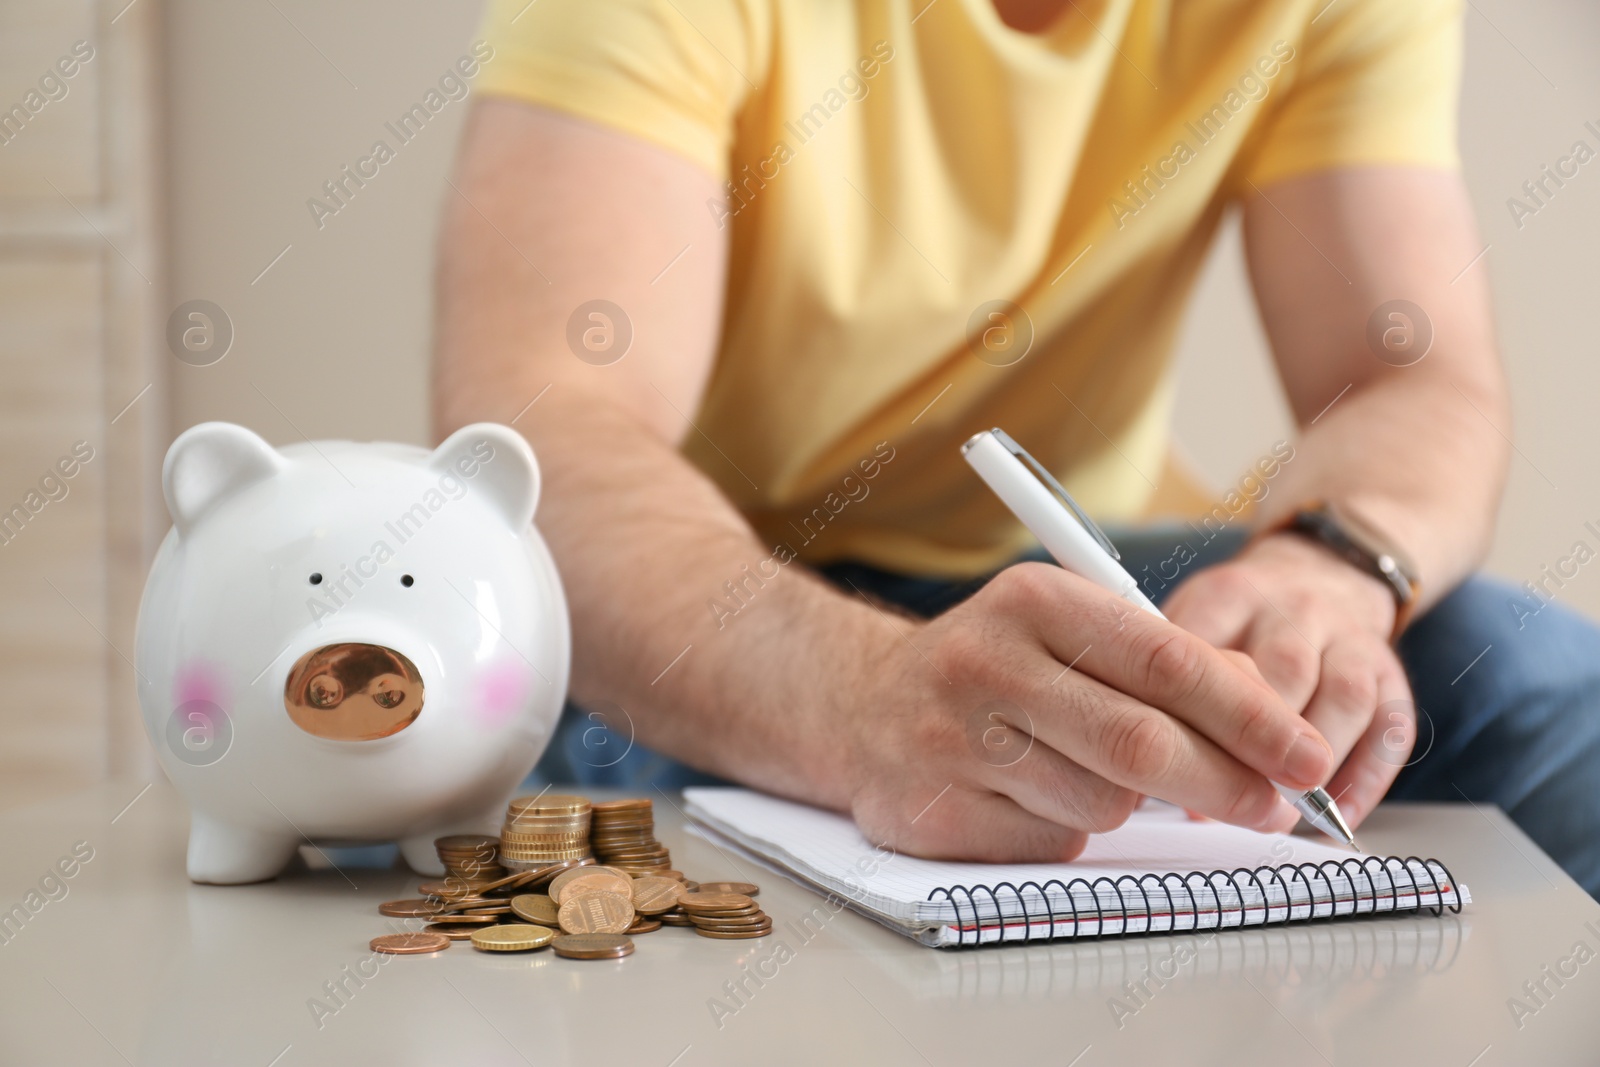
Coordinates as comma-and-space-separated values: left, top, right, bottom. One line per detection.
692, 915, 772, 930
416, 880, 464, 897
692, 881, 760, 897
694, 925, 773, 939
630, 876, 684, 915
685, 903, 761, 917
590, 798, 650, 812
435, 834, 500, 850
371, 932, 450, 954
551, 869, 632, 905
678, 893, 755, 913
378, 899, 445, 918
509, 894, 562, 927
424, 923, 479, 941
464, 905, 512, 915
558, 891, 635, 935
473, 868, 547, 894
552, 933, 635, 960
426, 913, 499, 924
658, 912, 696, 926
524, 858, 595, 887
436, 896, 498, 911
627, 918, 662, 934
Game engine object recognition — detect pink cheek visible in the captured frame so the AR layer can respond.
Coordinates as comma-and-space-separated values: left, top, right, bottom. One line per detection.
472, 663, 533, 728
174, 661, 229, 709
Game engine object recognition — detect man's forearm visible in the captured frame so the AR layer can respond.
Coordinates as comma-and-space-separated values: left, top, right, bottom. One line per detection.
1242, 169, 1511, 613
439, 379, 884, 809
1253, 363, 1509, 613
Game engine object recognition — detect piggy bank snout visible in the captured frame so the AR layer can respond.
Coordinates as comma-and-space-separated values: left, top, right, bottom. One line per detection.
284, 642, 424, 741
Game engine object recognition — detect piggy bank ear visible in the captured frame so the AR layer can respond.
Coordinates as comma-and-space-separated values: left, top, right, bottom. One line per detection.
163, 423, 285, 535
427, 423, 540, 529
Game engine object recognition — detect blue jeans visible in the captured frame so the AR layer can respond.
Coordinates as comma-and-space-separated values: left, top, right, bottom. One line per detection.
533, 526, 1600, 898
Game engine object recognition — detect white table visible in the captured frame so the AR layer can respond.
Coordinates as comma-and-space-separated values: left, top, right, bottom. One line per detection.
2, 781, 1597, 1066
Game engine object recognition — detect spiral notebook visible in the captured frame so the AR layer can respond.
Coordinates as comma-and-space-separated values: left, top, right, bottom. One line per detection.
682, 788, 1469, 948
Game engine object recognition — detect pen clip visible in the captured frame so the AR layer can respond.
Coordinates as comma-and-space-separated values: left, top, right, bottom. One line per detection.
986, 428, 1122, 561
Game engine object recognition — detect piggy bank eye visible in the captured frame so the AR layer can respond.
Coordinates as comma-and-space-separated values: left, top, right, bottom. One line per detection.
309, 572, 323, 585
307, 674, 342, 708
400, 574, 414, 587
371, 679, 406, 709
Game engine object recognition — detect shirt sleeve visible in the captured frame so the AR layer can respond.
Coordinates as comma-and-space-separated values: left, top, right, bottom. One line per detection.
473, 0, 767, 180
1240, 0, 1464, 188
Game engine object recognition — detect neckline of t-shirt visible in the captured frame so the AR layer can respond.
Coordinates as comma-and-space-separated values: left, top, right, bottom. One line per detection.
956, 0, 1123, 65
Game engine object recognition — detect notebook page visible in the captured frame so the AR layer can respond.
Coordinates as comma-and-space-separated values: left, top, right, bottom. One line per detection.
683, 787, 1467, 945
684, 787, 1349, 911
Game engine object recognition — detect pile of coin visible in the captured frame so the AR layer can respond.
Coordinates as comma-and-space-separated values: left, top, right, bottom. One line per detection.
369, 798, 770, 959
498, 794, 591, 870
431, 833, 505, 892
588, 798, 674, 874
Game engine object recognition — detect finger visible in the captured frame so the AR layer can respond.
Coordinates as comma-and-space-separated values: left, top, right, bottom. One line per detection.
1299, 638, 1382, 771
1036, 575, 1335, 792
853, 786, 1089, 863
1161, 566, 1259, 648
1239, 617, 1323, 714
1219, 649, 1269, 688
974, 728, 1142, 836
1028, 665, 1301, 833
1323, 660, 1415, 829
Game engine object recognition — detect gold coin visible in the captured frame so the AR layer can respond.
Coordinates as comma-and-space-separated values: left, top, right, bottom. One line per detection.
508, 794, 590, 814
371, 932, 451, 954
692, 881, 760, 897
509, 894, 561, 926
551, 868, 632, 905
470, 923, 555, 952
558, 891, 635, 935
630, 876, 684, 915
552, 933, 635, 960
378, 899, 446, 918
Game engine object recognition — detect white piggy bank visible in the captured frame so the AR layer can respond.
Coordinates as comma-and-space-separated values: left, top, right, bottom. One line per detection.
134, 422, 570, 884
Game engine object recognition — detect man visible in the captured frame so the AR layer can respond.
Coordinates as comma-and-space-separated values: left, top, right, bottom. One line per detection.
433, 0, 1600, 895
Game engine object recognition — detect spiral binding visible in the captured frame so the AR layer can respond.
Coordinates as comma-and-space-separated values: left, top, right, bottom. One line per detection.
926, 856, 1460, 947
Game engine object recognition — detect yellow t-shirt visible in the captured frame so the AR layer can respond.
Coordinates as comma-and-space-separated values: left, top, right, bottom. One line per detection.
477, 0, 1462, 577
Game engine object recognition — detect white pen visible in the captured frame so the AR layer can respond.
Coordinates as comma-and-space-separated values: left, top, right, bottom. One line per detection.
961, 427, 1360, 850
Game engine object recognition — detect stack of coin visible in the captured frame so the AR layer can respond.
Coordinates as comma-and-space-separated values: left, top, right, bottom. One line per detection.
588, 798, 673, 874
372, 795, 770, 960
498, 794, 591, 870
432, 834, 506, 891
678, 891, 772, 939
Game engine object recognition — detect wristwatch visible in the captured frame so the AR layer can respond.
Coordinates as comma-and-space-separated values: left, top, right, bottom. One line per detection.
1266, 501, 1421, 640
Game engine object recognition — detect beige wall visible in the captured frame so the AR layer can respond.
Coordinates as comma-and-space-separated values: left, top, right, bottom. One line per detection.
163, 1, 1600, 617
